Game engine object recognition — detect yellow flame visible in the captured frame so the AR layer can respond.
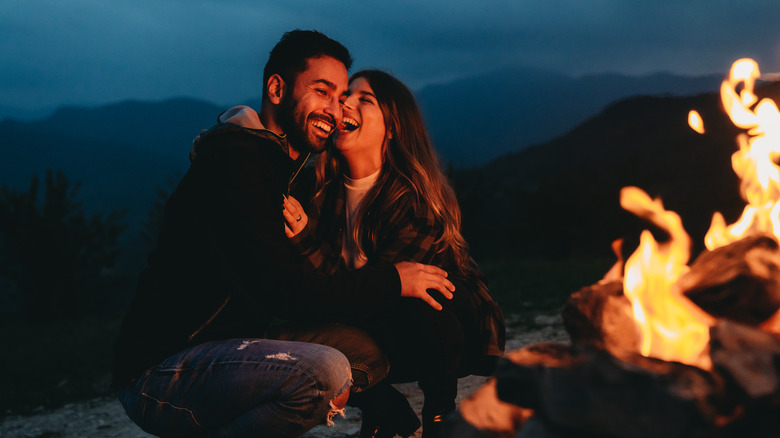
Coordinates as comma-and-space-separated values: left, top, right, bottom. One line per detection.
620, 187, 713, 368
705, 58, 780, 249
688, 110, 705, 134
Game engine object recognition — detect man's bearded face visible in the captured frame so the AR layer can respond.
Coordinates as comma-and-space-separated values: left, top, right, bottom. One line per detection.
277, 56, 348, 154
277, 92, 333, 154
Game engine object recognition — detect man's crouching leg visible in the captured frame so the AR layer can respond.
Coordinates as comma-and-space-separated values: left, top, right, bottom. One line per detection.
117, 339, 352, 438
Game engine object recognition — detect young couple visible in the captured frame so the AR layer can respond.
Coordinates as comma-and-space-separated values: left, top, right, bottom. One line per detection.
113, 29, 504, 438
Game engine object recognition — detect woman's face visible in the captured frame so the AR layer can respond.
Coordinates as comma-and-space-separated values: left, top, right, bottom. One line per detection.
333, 77, 388, 159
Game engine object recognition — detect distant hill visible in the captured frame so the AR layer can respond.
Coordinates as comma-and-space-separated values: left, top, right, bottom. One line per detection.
1, 97, 224, 205
0, 104, 53, 121
454, 80, 780, 262
0, 97, 226, 271
418, 66, 723, 167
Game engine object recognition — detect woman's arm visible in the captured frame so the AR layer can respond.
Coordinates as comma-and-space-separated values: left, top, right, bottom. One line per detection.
373, 194, 443, 266
283, 192, 453, 310
288, 191, 443, 272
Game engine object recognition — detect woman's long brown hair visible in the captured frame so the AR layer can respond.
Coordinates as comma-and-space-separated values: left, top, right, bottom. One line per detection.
315, 69, 476, 273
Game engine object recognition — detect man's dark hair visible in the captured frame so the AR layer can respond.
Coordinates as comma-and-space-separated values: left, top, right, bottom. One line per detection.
262, 29, 353, 103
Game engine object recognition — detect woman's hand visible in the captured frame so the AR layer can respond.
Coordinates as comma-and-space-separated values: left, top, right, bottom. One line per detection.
283, 195, 308, 238
394, 261, 455, 310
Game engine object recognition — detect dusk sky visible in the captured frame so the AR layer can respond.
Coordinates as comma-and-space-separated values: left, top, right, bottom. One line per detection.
4, 0, 780, 115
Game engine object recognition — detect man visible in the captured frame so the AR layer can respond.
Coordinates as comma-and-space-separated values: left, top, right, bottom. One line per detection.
113, 30, 454, 437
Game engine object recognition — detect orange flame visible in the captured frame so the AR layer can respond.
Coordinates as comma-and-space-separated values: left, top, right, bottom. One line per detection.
688, 110, 705, 134
705, 58, 780, 249
620, 187, 713, 369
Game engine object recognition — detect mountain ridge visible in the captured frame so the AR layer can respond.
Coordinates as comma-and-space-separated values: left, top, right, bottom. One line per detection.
417, 66, 722, 167
454, 81, 780, 260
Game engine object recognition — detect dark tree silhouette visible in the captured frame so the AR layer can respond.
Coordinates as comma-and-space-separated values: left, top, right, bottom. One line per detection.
0, 170, 126, 320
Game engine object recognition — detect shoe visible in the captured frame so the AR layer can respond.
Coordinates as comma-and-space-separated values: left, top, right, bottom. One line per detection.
357, 385, 421, 438
421, 403, 456, 438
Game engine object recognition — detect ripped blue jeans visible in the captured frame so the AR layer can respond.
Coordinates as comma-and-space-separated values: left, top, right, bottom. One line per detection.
117, 338, 352, 437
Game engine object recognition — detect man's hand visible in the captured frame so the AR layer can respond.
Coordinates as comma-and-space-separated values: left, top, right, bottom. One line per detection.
394, 261, 455, 311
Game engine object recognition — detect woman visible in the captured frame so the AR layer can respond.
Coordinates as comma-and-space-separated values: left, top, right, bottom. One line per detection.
282, 70, 505, 438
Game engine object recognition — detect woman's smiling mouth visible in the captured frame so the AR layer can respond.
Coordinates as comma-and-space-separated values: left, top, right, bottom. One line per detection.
339, 116, 360, 132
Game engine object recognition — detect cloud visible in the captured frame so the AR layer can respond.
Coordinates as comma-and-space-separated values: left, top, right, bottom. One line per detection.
2, 0, 780, 111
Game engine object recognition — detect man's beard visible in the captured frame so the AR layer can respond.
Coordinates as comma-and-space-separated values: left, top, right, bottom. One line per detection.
278, 95, 329, 154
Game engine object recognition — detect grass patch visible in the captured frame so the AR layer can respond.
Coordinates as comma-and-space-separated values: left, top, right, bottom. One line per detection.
480, 257, 614, 323
0, 312, 124, 416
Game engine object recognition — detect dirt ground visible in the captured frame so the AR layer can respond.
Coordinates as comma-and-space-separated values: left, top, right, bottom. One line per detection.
0, 315, 568, 438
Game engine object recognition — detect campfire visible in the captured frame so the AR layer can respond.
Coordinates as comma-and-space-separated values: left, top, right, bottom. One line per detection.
447, 59, 780, 438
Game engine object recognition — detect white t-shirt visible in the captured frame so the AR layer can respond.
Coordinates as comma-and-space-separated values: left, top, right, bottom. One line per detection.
342, 169, 381, 269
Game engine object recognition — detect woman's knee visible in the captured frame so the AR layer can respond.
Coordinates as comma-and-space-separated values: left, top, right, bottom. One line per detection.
338, 327, 389, 391
307, 324, 389, 391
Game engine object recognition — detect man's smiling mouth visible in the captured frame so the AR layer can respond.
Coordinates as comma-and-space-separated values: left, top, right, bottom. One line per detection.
312, 119, 334, 134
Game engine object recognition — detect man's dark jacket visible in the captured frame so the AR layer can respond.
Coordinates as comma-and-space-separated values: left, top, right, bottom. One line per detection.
112, 124, 401, 388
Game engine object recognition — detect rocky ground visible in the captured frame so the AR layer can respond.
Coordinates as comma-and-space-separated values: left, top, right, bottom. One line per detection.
0, 314, 568, 438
